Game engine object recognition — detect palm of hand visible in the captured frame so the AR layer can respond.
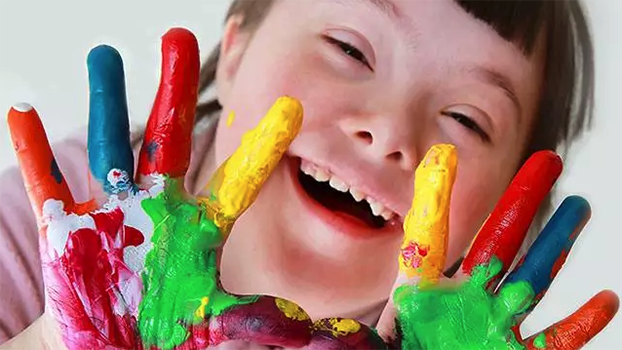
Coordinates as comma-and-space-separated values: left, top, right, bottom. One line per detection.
8, 28, 312, 350
379, 146, 619, 350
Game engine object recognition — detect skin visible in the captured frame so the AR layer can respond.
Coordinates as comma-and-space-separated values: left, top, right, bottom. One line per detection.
3, 1, 619, 349
4, 29, 619, 349
201, 0, 547, 323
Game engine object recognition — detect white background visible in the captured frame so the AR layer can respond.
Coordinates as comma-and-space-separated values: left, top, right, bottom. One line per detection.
0, 0, 620, 348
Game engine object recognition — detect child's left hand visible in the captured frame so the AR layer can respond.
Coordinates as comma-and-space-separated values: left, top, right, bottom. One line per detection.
374, 145, 619, 350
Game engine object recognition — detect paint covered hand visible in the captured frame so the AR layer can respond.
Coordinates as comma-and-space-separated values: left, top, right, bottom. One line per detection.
376, 146, 619, 350
8, 28, 312, 350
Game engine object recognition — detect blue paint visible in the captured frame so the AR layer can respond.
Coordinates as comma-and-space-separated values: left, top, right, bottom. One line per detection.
87, 45, 135, 194
50, 159, 63, 184
145, 141, 158, 162
503, 195, 590, 313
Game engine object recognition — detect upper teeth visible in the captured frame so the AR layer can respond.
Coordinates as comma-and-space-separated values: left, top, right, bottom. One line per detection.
300, 159, 396, 221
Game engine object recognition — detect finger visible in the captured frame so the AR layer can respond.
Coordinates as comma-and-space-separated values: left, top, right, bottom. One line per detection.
524, 290, 619, 350
200, 96, 303, 235
461, 151, 563, 285
399, 143, 457, 284
209, 296, 313, 348
136, 27, 200, 180
307, 318, 388, 350
376, 144, 457, 342
87, 45, 135, 195
7, 103, 75, 221
501, 196, 590, 316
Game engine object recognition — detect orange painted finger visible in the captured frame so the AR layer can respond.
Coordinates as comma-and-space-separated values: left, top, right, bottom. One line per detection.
461, 151, 562, 283
525, 290, 619, 350
399, 144, 457, 285
200, 96, 303, 236
7, 104, 75, 221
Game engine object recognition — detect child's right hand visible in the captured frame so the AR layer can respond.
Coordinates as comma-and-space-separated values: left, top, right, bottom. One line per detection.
6, 28, 313, 350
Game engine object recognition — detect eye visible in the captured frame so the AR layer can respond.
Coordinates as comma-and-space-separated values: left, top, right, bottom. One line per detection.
323, 35, 374, 71
441, 111, 491, 143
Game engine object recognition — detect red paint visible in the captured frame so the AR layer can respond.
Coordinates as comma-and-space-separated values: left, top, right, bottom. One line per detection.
144, 296, 313, 350
462, 151, 562, 279
526, 290, 619, 350
401, 241, 429, 269
137, 28, 200, 178
306, 318, 388, 350
8, 106, 75, 220
43, 208, 144, 349
550, 249, 569, 280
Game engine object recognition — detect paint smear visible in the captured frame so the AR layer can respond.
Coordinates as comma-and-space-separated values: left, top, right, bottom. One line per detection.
400, 144, 457, 284
395, 256, 536, 350
138, 177, 258, 349
227, 111, 235, 127
40, 200, 146, 349
201, 96, 303, 235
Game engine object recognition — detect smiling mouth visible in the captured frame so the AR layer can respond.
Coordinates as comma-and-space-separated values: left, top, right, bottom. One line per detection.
295, 159, 399, 229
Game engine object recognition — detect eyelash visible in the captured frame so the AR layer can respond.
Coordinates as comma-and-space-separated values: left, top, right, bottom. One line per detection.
441, 111, 491, 143
323, 35, 374, 71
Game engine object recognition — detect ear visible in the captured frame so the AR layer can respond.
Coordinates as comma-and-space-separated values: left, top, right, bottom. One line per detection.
216, 15, 252, 107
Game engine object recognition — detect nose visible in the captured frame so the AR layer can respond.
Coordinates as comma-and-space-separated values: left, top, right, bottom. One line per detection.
344, 116, 421, 170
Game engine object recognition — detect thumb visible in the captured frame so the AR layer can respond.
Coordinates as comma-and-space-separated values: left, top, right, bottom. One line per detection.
199, 96, 303, 238
375, 144, 458, 342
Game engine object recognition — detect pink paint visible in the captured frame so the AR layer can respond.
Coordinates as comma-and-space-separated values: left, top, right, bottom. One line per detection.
42, 207, 144, 349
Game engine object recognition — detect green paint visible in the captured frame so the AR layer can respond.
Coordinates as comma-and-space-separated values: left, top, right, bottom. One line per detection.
394, 257, 536, 350
533, 333, 547, 349
138, 178, 257, 349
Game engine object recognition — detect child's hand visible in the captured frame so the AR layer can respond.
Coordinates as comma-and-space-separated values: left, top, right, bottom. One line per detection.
375, 145, 619, 350
7, 28, 312, 350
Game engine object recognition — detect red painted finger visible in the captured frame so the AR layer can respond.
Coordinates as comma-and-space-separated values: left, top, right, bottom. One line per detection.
306, 318, 388, 350
208, 296, 313, 348
7, 104, 76, 221
137, 27, 200, 179
524, 290, 619, 350
461, 151, 562, 283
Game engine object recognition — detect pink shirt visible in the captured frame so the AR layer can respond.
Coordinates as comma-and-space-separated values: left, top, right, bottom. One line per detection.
0, 119, 217, 344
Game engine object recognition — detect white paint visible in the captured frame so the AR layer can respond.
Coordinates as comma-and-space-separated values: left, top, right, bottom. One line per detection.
41, 173, 167, 318
11, 102, 32, 113
41, 199, 96, 259
102, 173, 165, 274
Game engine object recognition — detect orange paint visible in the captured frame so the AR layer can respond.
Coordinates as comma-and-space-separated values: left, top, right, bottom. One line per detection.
526, 290, 619, 350
8, 105, 75, 221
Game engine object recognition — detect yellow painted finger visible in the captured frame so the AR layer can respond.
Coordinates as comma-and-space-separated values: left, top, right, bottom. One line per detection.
201, 96, 303, 235
399, 144, 457, 285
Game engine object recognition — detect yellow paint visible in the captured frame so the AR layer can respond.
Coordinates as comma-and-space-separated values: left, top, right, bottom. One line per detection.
313, 318, 361, 337
400, 144, 457, 285
275, 298, 310, 321
226, 111, 235, 127
194, 296, 210, 318
200, 96, 303, 235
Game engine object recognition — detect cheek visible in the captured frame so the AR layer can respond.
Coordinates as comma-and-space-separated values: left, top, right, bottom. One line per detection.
215, 45, 351, 163
445, 163, 511, 263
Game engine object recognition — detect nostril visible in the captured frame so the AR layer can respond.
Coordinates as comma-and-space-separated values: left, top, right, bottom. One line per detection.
355, 131, 373, 145
386, 152, 403, 162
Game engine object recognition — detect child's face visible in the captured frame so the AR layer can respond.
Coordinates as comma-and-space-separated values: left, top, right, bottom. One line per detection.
211, 0, 545, 316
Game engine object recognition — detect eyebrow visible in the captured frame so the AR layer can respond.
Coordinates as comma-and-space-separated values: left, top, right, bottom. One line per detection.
360, 0, 402, 21
468, 66, 523, 122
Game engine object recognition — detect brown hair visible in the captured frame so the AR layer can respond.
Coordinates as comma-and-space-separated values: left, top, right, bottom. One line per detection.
192, 0, 594, 250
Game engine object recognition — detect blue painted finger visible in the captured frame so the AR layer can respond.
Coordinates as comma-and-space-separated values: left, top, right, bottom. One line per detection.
502, 195, 590, 315
87, 45, 134, 194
